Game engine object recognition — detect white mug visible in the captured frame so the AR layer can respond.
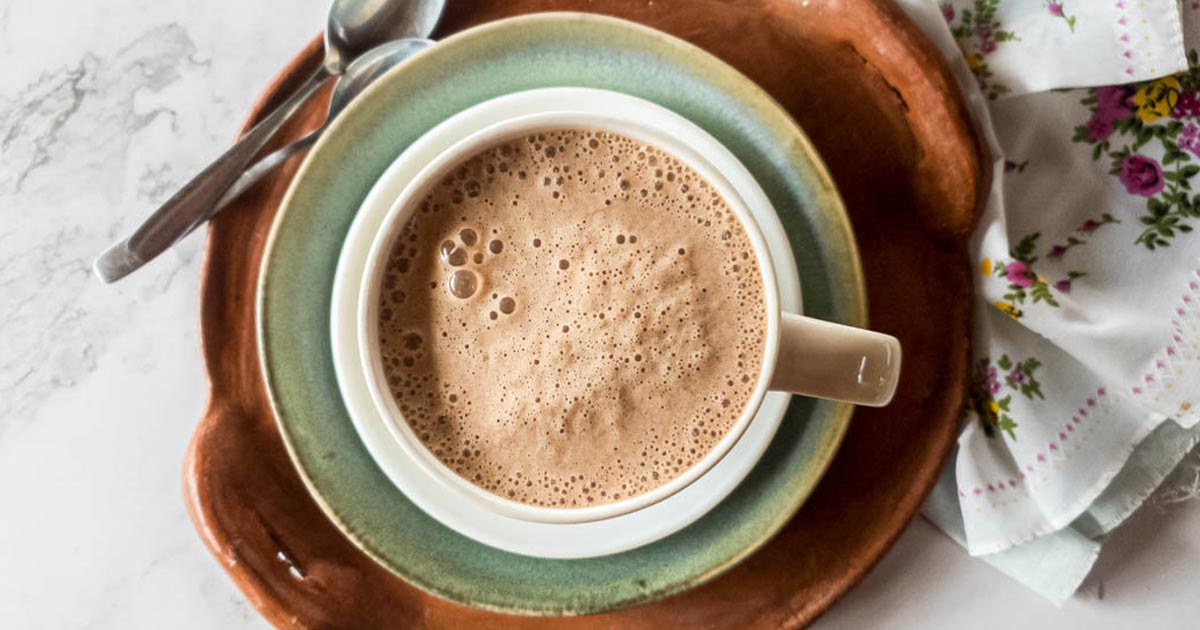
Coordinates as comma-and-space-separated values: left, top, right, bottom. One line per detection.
357, 94, 900, 525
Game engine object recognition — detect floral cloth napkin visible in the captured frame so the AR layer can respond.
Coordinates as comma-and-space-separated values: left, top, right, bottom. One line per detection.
892, 0, 1200, 603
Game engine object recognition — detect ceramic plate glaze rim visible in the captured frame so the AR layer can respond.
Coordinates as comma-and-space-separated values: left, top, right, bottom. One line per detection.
332, 87, 799, 556
258, 12, 865, 615
355, 105, 785, 526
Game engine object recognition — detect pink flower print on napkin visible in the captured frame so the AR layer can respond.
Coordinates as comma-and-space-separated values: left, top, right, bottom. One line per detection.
1005, 261, 1035, 288
973, 361, 1003, 396
1048, 244, 1068, 260
986, 366, 1002, 394
1180, 123, 1200, 159
1044, 0, 1077, 31
1119, 154, 1165, 197
1086, 116, 1113, 141
940, 2, 954, 22
1095, 86, 1134, 121
1084, 86, 1135, 141
1079, 219, 1102, 233
974, 24, 998, 54
1008, 369, 1028, 386
1055, 279, 1072, 293
1172, 90, 1200, 119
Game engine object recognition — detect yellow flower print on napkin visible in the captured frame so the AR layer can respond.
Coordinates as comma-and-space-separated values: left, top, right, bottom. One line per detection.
994, 301, 1022, 320
981, 257, 993, 276
1133, 76, 1181, 123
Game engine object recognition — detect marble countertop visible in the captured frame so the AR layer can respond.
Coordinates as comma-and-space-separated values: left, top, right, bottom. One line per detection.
2, 0, 1198, 627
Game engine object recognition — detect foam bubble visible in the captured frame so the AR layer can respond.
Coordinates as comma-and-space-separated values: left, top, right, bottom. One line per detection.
447, 269, 478, 299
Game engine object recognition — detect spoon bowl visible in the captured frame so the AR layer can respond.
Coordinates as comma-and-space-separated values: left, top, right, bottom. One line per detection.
325, 0, 446, 73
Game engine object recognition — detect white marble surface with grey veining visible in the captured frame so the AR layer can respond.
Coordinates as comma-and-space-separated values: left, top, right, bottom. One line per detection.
1, 1, 1198, 628
0, 1, 323, 627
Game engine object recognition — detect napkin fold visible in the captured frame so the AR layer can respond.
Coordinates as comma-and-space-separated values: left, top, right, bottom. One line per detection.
937, 0, 1187, 98
894, 0, 1200, 603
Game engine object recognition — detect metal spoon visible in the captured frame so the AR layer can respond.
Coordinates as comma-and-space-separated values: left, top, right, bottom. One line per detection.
94, 0, 446, 283
221, 39, 433, 221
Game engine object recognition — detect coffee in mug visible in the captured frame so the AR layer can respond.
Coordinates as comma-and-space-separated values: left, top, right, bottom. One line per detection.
377, 128, 766, 507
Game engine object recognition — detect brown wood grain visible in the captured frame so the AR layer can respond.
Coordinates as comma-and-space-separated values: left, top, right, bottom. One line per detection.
184, 1, 986, 628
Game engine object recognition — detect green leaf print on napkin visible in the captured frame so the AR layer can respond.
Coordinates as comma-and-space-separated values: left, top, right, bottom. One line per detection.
983, 212, 1118, 320
969, 354, 1045, 440
987, 234, 1062, 318
943, 0, 1019, 100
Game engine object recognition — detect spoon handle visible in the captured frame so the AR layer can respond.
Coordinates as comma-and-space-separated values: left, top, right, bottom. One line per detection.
147, 125, 324, 253
219, 127, 322, 207
93, 64, 331, 283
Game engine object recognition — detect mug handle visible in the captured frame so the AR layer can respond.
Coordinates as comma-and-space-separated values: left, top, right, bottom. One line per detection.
768, 312, 901, 407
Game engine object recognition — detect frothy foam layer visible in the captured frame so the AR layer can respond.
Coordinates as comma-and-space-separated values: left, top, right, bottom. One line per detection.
378, 128, 766, 508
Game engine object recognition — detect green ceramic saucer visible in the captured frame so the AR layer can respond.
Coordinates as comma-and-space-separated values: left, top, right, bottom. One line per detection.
259, 12, 864, 615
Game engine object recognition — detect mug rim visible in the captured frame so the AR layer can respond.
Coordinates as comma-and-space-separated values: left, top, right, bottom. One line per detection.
357, 99, 784, 524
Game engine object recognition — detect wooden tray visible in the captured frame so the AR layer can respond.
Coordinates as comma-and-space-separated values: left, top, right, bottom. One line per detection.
185, 1, 987, 628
